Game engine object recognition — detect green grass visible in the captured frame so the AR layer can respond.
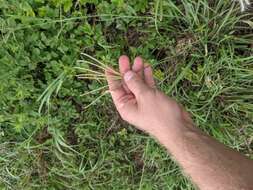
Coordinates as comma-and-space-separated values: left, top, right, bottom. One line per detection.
0, 0, 253, 189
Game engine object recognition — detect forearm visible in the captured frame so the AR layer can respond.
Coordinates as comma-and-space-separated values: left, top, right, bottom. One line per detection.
159, 123, 253, 190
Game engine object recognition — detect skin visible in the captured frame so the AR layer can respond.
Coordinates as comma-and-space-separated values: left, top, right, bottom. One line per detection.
105, 55, 253, 190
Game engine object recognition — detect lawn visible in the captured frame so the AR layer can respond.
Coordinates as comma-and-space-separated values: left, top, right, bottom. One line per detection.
0, 0, 253, 189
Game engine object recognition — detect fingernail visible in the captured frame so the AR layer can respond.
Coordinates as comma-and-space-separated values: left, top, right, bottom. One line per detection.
124, 71, 134, 82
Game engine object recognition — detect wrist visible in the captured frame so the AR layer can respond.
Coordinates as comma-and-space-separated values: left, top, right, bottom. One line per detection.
155, 120, 198, 151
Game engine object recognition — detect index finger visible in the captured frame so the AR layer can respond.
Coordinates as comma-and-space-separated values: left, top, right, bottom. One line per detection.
105, 68, 126, 105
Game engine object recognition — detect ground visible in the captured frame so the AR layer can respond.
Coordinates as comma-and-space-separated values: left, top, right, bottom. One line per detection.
0, 0, 253, 189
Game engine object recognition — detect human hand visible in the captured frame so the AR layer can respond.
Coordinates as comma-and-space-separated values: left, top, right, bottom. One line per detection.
105, 55, 193, 142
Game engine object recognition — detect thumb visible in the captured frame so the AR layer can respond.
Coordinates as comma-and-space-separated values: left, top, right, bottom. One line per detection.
124, 71, 149, 98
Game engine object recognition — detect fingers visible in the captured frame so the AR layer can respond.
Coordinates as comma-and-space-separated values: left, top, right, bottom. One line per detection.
119, 55, 131, 93
124, 71, 150, 99
105, 69, 126, 105
107, 55, 155, 104
119, 55, 130, 74
105, 68, 138, 119
144, 64, 155, 88
133, 57, 155, 88
116, 94, 138, 118
132, 57, 143, 77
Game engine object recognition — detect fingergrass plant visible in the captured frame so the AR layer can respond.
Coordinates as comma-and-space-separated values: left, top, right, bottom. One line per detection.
75, 53, 121, 108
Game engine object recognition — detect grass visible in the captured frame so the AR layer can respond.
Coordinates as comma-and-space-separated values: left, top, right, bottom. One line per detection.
0, 0, 253, 189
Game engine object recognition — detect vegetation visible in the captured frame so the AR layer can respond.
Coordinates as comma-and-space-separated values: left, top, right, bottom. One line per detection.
0, 0, 252, 189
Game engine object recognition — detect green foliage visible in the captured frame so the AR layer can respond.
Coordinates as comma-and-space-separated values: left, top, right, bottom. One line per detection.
0, 0, 253, 189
